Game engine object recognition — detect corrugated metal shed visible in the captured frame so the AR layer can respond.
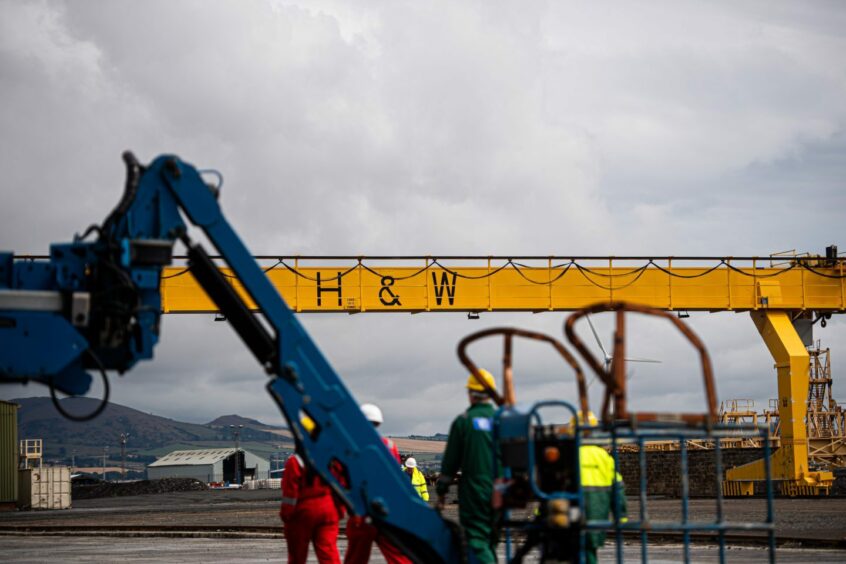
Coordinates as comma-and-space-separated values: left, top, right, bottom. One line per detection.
147, 448, 269, 483
0, 400, 19, 509
148, 448, 236, 467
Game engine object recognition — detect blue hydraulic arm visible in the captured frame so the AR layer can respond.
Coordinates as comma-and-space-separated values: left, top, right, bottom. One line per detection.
1, 152, 779, 564
0, 153, 463, 563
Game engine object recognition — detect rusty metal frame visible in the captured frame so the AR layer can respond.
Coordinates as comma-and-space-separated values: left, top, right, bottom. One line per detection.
456, 327, 589, 415
564, 302, 717, 426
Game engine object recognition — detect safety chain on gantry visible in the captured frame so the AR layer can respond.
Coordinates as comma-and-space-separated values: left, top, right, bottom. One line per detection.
144, 252, 846, 314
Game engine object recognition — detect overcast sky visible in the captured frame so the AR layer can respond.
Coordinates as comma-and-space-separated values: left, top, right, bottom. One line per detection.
1, 1, 845, 435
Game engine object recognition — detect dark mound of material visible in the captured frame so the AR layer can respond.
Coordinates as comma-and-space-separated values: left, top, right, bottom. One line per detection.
73, 478, 209, 499
833, 468, 846, 496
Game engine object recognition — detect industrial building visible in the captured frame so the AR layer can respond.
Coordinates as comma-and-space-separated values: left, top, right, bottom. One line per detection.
147, 448, 269, 484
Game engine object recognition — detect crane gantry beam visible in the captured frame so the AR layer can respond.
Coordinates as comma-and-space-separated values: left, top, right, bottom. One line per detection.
158, 256, 846, 314
156, 254, 845, 496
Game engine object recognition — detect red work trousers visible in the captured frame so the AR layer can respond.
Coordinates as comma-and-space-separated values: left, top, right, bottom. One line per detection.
344, 516, 412, 564
284, 497, 341, 564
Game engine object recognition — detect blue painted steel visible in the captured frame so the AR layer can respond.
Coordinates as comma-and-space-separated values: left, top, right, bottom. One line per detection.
0, 153, 779, 562
159, 158, 461, 560
0, 253, 12, 287
1, 156, 184, 394
586, 422, 776, 564
503, 467, 513, 562
0, 312, 90, 393
494, 400, 587, 562
522, 402, 582, 503
0, 155, 464, 563
637, 437, 648, 563
713, 437, 726, 562
609, 425, 623, 564
14, 260, 56, 290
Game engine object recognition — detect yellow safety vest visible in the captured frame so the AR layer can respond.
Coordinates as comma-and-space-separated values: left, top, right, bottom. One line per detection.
579, 445, 622, 488
404, 466, 429, 501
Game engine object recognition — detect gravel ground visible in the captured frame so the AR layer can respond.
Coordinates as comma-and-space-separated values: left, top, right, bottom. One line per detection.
1, 536, 845, 563
1, 490, 844, 563
2, 490, 844, 541
72, 478, 208, 500
0, 490, 283, 528
629, 497, 846, 540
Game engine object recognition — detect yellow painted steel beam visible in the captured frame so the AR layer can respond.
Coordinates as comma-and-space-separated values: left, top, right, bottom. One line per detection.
725, 310, 834, 493
157, 255, 845, 495
159, 258, 846, 314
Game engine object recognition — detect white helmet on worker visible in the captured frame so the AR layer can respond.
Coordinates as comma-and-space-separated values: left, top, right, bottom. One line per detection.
466, 368, 496, 393
361, 403, 384, 426
404, 457, 417, 469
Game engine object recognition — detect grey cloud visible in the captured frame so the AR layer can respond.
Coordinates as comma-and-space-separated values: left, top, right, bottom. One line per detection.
1, 1, 845, 435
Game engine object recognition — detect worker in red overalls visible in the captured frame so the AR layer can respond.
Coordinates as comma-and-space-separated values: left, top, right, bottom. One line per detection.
281, 416, 345, 564
344, 403, 412, 564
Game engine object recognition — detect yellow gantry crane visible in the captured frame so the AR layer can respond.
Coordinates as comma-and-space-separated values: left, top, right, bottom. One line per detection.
159, 252, 846, 496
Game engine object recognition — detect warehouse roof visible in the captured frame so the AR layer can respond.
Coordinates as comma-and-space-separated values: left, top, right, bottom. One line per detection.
148, 448, 239, 467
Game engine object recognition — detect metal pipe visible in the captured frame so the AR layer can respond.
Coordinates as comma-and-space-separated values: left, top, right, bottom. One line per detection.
457, 327, 589, 414
564, 302, 717, 424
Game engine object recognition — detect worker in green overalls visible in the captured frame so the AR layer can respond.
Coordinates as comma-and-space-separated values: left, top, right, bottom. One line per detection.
436, 369, 499, 564
572, 411, 627, 564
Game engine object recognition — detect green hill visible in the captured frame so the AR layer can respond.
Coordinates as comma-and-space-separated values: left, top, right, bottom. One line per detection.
13, 397, 293, 467
12, 398, 445, 472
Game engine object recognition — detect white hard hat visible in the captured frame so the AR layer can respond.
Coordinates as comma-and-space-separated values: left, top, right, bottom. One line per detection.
404, 457, 417, 469
361, 403, 384, 425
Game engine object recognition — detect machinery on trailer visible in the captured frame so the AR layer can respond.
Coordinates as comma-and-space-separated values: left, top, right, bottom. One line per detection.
0, 153, 781, 561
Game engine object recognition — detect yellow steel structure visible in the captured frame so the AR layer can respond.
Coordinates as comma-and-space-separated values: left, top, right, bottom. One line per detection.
158, 255, 845, 495
724, 311, 834, 495
160, 257, 846, 314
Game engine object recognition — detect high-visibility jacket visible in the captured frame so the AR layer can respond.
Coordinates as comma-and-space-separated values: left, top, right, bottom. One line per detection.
579, 445, 627, 552
403, 466, 429, 501
580, 445, 623, 487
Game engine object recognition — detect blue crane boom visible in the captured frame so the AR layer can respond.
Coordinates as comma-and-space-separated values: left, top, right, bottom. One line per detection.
0, 152, 776, 564
0, 153, 459, 562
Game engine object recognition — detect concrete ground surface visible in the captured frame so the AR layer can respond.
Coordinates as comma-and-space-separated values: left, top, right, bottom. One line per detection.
2, 490, 845, 539
1, 536, 845, 563
1, 490, 845, 562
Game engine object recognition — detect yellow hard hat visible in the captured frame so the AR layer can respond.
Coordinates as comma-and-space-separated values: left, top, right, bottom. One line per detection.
568, 410, 598, 432
300, 415, 316, 434
466, 368, 496, 392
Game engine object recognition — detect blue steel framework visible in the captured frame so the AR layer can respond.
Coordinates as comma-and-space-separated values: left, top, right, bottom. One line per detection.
495, 400, 586, 563
495, 407, 776, 563
0, 154, 457, 562
594, 423, 776, 564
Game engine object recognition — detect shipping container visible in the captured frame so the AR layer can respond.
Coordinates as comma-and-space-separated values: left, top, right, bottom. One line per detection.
0, 400, 18, 511
18, 466, 71, 510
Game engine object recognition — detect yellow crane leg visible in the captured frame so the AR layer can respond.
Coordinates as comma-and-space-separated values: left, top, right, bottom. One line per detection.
723, 310, 834, 496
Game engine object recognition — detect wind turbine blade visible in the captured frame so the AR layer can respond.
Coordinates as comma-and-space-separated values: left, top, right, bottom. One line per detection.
586, 314, 610, 361
623, 357, 662, 364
